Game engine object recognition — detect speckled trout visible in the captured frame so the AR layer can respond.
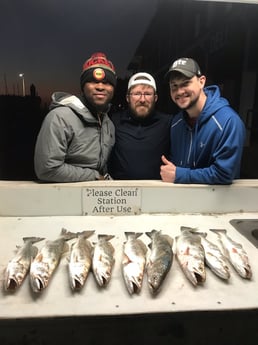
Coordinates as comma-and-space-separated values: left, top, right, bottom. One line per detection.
92, 234, 115, 287
184, 227, 230, 280
176, 226, 206, 286
210, 229, 252, 279
68, 230, 95, 291
4, 237, 45, 291
146, 229, 173, 294
122, 232, 147, 294
30, 228, 77, 293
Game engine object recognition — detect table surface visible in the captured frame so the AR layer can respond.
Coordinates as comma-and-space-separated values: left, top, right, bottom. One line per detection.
1, 212, 257, 320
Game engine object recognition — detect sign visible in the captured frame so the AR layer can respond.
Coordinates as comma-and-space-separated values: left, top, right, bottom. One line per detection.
83, 187, 141, 215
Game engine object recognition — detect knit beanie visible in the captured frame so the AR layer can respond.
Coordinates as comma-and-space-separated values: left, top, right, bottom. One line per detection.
80, 52, 117, 89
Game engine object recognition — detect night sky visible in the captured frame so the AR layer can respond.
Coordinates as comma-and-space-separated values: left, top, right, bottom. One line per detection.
1, 0, 158, 103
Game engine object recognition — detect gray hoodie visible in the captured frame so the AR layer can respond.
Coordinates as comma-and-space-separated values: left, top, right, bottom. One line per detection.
34, 92, 115, 182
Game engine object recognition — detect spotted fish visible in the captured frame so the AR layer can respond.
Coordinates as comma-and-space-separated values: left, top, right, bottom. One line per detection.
146, 229, 173, 294
122, 232, 147, 294
4, 236, 45, 291
30, 228, 77, 293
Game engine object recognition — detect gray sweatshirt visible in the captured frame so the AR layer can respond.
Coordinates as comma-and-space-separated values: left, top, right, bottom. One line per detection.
34, 92, 115, 182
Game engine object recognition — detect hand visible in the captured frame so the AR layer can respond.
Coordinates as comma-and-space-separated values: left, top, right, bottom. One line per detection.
160, 155, 176, 183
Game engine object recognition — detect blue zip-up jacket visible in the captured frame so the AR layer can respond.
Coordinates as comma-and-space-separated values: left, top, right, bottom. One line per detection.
170, 85, 246, 184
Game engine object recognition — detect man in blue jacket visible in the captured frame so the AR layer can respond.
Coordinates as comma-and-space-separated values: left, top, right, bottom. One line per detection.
160, 57, 246, 184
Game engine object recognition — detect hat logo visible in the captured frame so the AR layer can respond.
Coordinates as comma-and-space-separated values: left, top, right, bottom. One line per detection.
93, 68, 105, 81
172, 59, 187, 68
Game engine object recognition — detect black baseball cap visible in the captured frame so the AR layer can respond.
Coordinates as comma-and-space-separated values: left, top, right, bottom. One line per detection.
165, 58, 202, 79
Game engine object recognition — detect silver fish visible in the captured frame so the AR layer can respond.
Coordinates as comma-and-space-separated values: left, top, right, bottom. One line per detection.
184, 227, 230, 280
30, 228, 77, 293
175, 226, 206, 286
210, 229, 252, 279
4, 237, 45, 291
68, 230, 95, 291
122, 232, 147, 295
146, 229, 173, 294
92, 234, 115, 287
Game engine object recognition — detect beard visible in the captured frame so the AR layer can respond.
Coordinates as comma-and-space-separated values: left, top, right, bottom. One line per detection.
177, 91, 200, 111
130, 102, 156, 120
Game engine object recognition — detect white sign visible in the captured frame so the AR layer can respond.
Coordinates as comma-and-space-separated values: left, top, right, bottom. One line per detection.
83, 187, 141, 215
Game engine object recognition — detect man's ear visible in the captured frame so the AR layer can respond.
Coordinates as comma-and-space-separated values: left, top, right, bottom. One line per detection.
199, 75, 206, 88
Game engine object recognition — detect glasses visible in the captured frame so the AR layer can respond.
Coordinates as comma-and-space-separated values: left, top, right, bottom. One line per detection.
129, 92, 155, 100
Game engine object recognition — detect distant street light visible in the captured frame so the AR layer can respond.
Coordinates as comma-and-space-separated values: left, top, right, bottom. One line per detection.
19, 73, 25, 96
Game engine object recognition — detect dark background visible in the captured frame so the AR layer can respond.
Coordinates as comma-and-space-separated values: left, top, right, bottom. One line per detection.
1, 0, 258, 180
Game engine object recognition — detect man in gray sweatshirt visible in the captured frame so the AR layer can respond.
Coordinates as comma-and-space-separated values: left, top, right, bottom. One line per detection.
34, 52, 116, 182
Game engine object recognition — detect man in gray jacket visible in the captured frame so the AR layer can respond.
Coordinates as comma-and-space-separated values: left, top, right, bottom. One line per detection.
34, 52, 116, 182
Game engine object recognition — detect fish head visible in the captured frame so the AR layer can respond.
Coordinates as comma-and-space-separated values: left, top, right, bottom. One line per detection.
30, 262, 50, 293
123, 263, 144, 294
94, 269, 112, 287
69, 262, 90, 290
5, 272, 23, 291
69, 273, 86, 290
4, 262, 27, 291
185, 260, 206, 285
147, 271, 163, 294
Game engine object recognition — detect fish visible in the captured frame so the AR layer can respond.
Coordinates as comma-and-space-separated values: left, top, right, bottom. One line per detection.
210, 229, 252, 279
68, 230, 95, 291
122, 232, 147, 295
92, 234, 115, 287
145, 229, 173, 294
183, 227, 230, 280
30, 228, 77, 293
4, 237, 45, 291
175, 226, 206, 286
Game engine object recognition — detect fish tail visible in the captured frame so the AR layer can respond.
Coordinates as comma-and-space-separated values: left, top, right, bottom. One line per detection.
209, 229, 227, 235
145, 229, 159, 239
183, 228, 207, 238
22, 237, 45, 244
60, 228, 77, 241
180, 226, 198, 232
97, 234, 115, 241
77, 230, 95, 239
124, 232, 143, 239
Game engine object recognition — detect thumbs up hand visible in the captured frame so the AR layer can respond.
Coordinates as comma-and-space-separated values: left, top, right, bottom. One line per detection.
160, 155, 176, 182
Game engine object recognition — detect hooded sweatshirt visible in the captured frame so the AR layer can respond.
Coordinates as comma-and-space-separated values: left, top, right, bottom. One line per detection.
108, 109, 173, 179
34, 92, 115, 182
170, 85, 246, 184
